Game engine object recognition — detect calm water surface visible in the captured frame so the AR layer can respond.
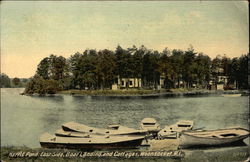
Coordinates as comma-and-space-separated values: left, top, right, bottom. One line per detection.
1, 88, 249, 148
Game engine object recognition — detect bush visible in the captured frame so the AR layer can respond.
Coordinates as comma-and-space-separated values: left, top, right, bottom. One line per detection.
24, 76, 62, 95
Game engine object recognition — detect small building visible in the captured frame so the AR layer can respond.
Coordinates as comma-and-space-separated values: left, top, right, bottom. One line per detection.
112, 76, 142, 89
217, 76, 229, 84
209, 75, 229, 90
217, 75, 229, 90
111, 84, 118, 90
118, 78, 142, 88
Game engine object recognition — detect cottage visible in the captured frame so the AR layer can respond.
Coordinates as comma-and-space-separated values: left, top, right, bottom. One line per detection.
119, 78, 141, 88
112, 76, 142, 90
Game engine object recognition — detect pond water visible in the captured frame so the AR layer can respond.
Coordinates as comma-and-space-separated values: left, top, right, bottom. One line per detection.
1, 88, 249, 148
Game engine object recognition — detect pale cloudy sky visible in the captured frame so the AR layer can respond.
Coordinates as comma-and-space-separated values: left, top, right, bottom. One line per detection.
1, 1, 249, 78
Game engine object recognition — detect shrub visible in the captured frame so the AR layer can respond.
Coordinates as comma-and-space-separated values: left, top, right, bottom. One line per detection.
24, 76, 62, 95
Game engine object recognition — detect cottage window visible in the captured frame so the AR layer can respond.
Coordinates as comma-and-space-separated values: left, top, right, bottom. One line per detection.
129, 81, 133, 85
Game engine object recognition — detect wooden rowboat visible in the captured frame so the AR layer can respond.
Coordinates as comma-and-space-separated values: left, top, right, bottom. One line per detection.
158, 120, 194, 139
140, 118, 161, 133
222, 94, 241, 97
179, 127, 249, 148
40, 133, 145, 149
62, 121, 147, 136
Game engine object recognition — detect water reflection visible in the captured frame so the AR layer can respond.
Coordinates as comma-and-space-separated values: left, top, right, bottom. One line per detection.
29, 95, 64, 103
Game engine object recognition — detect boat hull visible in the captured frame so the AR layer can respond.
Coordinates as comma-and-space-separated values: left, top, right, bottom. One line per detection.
222, 94, 241, 97
40, 138, 144, 149
179, 128, 249, 148
40, 133, 145, 150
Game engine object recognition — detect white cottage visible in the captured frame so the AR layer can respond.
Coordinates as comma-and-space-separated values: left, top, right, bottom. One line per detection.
112, 76, 142, 90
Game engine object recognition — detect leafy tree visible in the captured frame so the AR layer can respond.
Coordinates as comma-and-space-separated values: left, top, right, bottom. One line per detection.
24, 75, 62, 95
142, 49, 160, 88
36, 57, 50, 79
131, 46, 144, 88
35, 54, 69, 90
115, 45, 133, 78
49, 55, 68, 81
12, 77, 21, 86
96, 49, 116, 89
132, 46, 144, 78
115, 45, 136, 89
182, 45, 197, 88
81, 49, 98, 89
25, 45, 249, 93
68, 52, 84, 89
0, 73, 11, 88
221, 55, 231, 76
170, 49, 184, 88
194, 53, 211, 88
238, 54, 248, 89
68, 49, 98, 89
159, 48, 174, 88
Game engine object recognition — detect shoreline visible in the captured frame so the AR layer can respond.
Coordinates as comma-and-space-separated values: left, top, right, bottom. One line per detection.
21, 89, 249, 97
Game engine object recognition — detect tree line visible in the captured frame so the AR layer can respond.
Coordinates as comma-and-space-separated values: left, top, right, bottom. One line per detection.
23, 45, 249, 94
0, 73, 29, 88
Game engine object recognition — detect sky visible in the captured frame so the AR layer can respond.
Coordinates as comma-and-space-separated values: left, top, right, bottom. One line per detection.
1, 1, 249, 78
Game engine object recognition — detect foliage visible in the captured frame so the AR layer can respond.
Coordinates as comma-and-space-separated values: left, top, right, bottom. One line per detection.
36, 57, 50, 79
210, 53, 249, 89
24, 75, 62, 95
12, 77, 21, 86
0, 73, 11, 88
24, 45, 249, 94
0, 74, 29, 88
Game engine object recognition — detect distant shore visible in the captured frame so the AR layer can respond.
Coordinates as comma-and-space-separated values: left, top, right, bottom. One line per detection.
21, 89, 249, 97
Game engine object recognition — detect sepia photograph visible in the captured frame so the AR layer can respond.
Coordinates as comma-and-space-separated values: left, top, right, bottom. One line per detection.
1, 1, 249, 161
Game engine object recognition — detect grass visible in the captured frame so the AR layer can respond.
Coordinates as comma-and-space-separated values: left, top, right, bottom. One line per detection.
58, 88, 212, 96
59, 89, 170, 96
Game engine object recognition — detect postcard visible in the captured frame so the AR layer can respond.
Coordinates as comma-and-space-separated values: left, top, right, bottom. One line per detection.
1, 1, 249, 161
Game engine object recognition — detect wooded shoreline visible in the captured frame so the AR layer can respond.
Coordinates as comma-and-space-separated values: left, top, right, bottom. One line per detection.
21, 89, 248, 97
19, 46, 248, 96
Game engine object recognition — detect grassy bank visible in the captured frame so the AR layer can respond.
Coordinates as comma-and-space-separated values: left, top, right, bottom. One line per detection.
59, 89, 170, 96
58, 88, 216, 96
23, 88, 248, 97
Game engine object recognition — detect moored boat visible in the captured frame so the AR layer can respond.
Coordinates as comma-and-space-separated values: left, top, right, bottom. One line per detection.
107, 124, 147, 135
62, 121, 147, 136
140, 118, 160, 133
179, 127, 249, 148
158, 120, 194, 139
222, 94, 241, 97
40, 133, 145, 149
